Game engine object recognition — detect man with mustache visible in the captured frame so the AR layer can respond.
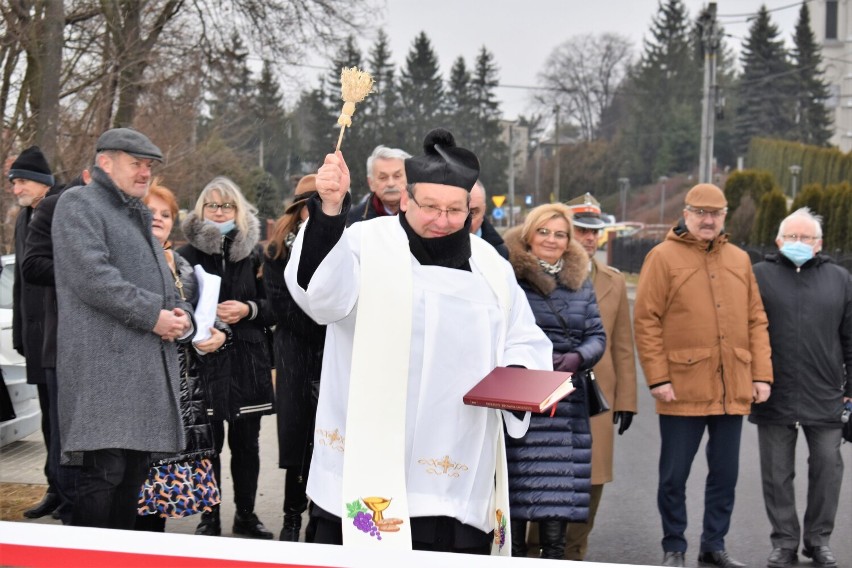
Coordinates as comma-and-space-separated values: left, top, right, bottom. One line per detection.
633, 183, 773, 568
346, 145, 411, 225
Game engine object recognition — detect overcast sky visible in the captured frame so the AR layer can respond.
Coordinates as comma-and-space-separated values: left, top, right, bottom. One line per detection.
288, 0, 803, 120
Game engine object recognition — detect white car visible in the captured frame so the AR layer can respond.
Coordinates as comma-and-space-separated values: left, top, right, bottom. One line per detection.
0, 253, 41, 446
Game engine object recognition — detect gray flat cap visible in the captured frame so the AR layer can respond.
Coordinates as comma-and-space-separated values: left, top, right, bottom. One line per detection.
96, 128, 163, 162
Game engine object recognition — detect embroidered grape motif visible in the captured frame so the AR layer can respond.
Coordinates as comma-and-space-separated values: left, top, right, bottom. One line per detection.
352, 511, 382, 540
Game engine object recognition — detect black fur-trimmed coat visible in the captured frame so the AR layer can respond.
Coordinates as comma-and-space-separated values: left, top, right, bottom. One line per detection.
503, 226, 606, 522
178, 213, 276, 420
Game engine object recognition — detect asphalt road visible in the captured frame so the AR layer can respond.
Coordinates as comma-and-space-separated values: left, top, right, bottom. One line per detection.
579, 350, 852, 567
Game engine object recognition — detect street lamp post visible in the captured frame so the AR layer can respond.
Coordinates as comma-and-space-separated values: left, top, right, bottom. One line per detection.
618, 177, 630, 222
659, 176, 668, 225
789, 164, 802, 201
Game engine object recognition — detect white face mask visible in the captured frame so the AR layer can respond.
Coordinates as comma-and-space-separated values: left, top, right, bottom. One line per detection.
206, 219, 235, 235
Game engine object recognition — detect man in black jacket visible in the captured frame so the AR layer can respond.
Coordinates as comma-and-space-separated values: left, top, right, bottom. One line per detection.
21, 169, 89, 524
9, 146, 60, 519
346, 145, 410, 225
752, 207, 852, 568
469, 180, 509, 260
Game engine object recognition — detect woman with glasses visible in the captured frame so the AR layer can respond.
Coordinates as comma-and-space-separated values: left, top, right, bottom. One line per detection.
503, 203, 606, 559
135, 180, 227, 532
179, 176, 276, 539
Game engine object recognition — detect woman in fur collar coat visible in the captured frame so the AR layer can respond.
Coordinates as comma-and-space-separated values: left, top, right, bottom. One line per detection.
504, 203, 606, 559
178, 176, 276, 539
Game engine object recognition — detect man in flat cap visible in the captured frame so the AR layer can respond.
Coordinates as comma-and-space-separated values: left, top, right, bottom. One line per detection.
563, 192, 637, 561
52, 128, 191, 529
9, 146, 62, 519
285, 128, 551, 555
633, 183, 772, 567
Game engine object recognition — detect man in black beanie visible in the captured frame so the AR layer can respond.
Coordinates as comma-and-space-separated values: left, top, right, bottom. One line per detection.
9, 145, 61, 519
283, 129, 551, 555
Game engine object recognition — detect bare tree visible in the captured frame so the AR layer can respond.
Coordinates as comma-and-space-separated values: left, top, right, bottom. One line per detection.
536, 33, 633, 141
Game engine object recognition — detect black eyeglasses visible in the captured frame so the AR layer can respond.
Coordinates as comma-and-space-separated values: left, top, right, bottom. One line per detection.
204, 202, 236, 211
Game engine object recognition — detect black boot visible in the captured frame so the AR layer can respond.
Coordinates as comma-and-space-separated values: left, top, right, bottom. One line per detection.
511, 519, 528, 557
279, 510, 302, 541
539, 520, 567, 560
234, 510, 273, 539
23, 492, 60, 519
195, 505, 221, 536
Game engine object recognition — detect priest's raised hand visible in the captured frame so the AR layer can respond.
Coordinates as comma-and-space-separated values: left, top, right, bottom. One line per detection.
316, 151, 351, 216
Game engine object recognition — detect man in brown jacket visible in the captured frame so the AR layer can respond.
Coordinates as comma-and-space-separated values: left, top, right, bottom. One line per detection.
565, 193, 638, 560
633, 183, 772, 568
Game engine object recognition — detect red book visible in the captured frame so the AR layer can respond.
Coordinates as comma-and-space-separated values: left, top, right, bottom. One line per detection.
463, 367, 575, 413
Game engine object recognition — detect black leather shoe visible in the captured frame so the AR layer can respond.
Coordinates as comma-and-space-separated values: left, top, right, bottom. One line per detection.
23, 492, 60, 519
233, 511, 273, 539
767, 547, 797, 568
698, 550, 746, 568
662, 551, 685, 567
195, 510, 221, 536
802, 545, 837, 567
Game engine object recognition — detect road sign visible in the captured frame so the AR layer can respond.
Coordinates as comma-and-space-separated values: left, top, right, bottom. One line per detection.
492, 208, 505, 220
492, 195, 506, 208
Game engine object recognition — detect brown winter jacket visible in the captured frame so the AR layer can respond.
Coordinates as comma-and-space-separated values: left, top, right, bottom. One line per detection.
633, 224, 772, 416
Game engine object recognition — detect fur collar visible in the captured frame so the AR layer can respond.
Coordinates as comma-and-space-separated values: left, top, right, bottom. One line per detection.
504, 226, 590, 295
181, 211, 259, 262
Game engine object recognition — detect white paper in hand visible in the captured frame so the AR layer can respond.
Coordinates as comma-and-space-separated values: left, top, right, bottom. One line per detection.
192, 265, 221, 344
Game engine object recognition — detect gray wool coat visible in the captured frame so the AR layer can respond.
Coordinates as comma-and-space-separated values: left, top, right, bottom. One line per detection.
52, 167, 185, 456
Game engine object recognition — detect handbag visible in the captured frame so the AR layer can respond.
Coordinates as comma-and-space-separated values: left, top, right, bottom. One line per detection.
542, 296, 611, 417
138, 457, 220, 518
586, 370, 611, 417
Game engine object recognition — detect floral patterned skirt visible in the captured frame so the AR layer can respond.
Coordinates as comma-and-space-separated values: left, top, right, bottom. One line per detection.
138, 458, 221, 518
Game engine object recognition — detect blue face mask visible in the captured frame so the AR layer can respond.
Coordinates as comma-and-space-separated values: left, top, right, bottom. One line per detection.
206, 219, 235, 235
779, 241, 815, 267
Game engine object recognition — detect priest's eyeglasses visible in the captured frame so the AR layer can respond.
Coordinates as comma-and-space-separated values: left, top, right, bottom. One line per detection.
411, 196, 469, 222
685, 206, 727, 219
536, 228, 569, 240
781, 234, 819, 244
204, 202, 236, 211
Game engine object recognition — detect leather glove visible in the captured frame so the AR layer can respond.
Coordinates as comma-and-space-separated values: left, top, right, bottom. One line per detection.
553, 352, 582, 373
613, 411, 634, 435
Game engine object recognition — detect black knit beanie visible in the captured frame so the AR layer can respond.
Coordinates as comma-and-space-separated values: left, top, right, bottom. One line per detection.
8, 146, 55, 187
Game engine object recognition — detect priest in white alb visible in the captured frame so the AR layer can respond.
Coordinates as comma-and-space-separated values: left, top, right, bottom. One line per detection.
284, 128, 552, 555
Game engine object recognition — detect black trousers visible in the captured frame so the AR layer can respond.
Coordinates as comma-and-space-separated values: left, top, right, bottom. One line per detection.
71, 448, 150, 530
211, 414, 262, 514
45, 368, 79, 523
35, 382, 53, 490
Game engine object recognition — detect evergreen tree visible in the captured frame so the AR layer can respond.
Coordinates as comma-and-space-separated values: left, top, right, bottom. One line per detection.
446, 56, 475, 138
254, 61, 291, 187
618, 0, 702, 183
751, 189, 787, 246
469, 47, 508, 193
398, 32, 445, 152
363, 30, 402, 149
201, 33, 256, 154
791, 3, 833, 146
294, 82, 334, 172
735, 6, 794, 155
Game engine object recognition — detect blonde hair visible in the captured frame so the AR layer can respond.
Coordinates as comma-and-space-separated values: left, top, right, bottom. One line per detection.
192, 176, 257, 235
520, 203, 574, 246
